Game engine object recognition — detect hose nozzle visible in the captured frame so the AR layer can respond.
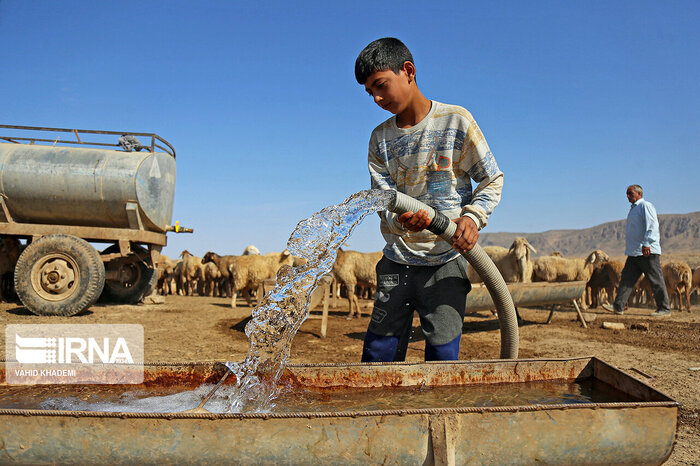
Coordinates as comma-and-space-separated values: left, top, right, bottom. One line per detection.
388, 191, 456, 242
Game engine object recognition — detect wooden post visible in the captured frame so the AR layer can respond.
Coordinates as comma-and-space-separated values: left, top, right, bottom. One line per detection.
320, 282, 329, 339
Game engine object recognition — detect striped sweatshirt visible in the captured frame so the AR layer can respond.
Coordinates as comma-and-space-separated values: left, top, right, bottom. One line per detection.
368, 101, 503, 266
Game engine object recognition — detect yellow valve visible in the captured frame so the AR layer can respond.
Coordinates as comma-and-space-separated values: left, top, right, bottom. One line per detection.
175, 220, 180, 233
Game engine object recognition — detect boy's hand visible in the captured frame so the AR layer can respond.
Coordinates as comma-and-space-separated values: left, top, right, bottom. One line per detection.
398, 209, 431, 232
452, 216, 479, 253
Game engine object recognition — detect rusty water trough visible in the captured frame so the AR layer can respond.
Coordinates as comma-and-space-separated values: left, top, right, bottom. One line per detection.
0, 357, 677, 464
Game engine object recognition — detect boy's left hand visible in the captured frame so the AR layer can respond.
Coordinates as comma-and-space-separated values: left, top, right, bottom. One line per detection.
398, 209, 432, 232
452, 217, 479, 253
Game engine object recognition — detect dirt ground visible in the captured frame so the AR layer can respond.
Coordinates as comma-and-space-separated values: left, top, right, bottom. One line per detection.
1, 295, 698, 464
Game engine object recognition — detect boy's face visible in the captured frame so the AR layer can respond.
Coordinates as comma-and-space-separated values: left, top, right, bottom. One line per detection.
363, 62, 414, 115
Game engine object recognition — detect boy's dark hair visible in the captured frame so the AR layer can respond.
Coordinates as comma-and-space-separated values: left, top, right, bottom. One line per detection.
354, 37, 414, 85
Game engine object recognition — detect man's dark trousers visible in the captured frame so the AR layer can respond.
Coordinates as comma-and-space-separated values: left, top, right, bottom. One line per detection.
613, 254, 670, 312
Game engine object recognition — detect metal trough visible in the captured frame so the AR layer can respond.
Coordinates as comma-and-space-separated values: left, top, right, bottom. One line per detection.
0, 357, 678, 464
467, 281, 587, 311
468, 281, 590, 326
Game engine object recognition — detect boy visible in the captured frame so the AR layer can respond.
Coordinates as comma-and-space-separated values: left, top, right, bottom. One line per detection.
355, 38, 503, 362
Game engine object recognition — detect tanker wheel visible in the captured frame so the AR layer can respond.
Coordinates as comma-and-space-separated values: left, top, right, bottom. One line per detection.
14, 234, 105, 316
100, 244, 157, 304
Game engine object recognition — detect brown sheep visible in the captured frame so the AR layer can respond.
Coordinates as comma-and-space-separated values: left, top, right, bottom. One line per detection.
586, 267, 609, 308
0, 238, 22, 301
662, 261, 692, 312
631, 275, 654, 308
202, 251, 237, 297
692, 268, 700, 302
587, 260, 625, 308
155, 254, 177, 295
332, 249, 382, 319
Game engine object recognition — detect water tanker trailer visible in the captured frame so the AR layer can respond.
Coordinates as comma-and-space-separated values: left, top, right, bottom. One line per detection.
0, 125, 191, 316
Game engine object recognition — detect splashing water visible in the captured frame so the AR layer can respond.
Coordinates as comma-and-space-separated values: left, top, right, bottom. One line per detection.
223, 189, 394, 413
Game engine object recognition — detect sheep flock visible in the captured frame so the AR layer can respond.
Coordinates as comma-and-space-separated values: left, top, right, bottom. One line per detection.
151, 237, 698, 315
0, 237, 695, 314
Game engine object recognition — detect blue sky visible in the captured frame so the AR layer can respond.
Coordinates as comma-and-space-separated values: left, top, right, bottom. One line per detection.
1, 1, 698, 258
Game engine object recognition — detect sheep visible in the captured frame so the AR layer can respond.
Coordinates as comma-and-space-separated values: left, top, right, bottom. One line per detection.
199, 261, 222, 297
662, 260, 692, 312
0, 238, 22, 301
533, 250, 609, 283
467, 237, 537, 284
586, 267, 609, 308
533, 250, 609, 310
692, 268, 700, 301
202, 251, 237, 297
632, 275, 654, 308
171, 260, 183, 295
178, 250, 201, 296
332, 249, 382, 319
586, 260, 624, 308
155, 254, 177, 295
242, 245, 261, 255
228, 250, 294, 308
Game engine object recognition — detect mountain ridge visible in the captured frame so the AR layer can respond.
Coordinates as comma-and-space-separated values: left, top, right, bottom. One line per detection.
480, 211, 700, 258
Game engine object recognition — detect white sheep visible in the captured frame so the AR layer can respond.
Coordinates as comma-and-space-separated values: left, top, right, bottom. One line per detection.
662, 260, 692, 312
468, 237, 537, 284
199, 261, 222, 297
533, 250, 609, 283
242, 245, 261, 255
533, 250, 610, 309
332, 249, 382, 319
228, 250, 294, 308
178, 250, 201, 296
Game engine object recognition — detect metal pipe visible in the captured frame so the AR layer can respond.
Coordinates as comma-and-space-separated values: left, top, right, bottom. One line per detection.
387, 190, 519, 359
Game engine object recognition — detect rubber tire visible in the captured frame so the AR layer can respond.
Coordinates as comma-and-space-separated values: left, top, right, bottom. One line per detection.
14, 234, 105, 316
100, 244, 157, 304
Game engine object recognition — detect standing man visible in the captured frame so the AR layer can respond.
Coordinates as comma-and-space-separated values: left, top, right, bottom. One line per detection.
609, 185, 670, 316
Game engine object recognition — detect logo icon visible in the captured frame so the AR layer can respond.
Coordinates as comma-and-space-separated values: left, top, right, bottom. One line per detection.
6, 324, 143, 385
15, 335, 57, 364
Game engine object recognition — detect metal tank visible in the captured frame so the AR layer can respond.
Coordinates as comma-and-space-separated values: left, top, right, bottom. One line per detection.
0, 125, 190, 317
0, 143, 175, 233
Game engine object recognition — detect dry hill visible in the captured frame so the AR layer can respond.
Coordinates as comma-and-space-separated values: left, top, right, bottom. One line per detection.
480, 211, 700, 262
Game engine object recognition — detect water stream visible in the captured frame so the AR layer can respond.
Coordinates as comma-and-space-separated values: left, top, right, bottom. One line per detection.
221, 189, 394, 412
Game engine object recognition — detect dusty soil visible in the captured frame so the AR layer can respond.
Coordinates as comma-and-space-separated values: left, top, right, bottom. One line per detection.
1, 295, 698, 464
